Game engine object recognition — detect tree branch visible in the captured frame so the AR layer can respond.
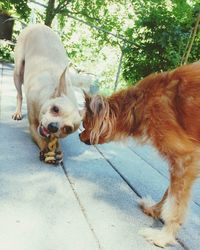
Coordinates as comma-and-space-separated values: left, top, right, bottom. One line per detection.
44, 0, 56, 26
54, 0, 72, 14
182, 12, 200, 65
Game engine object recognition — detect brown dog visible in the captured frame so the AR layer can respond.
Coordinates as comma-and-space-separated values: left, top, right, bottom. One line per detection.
79, 61, 200, 247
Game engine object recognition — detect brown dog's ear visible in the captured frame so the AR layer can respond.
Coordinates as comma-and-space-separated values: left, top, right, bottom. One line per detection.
83, 91, 93, 115
84, 90, 91, 104
53, 66, 69, 98
90, 95, 105, 115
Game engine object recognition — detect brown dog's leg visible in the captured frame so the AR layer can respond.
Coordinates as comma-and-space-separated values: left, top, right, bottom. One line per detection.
140, 156, 197, 247
139, 189, 168, 219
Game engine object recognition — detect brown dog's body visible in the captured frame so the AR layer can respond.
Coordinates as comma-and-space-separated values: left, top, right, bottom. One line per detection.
80, 61, 200, 247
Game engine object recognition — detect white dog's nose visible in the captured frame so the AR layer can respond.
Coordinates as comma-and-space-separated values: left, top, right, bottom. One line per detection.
47, 122, 59, 133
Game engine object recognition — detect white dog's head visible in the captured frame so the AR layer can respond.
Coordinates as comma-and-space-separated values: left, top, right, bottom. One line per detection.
38, 67, 81, 139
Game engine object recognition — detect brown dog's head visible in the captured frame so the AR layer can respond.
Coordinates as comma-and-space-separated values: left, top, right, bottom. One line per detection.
38, 67, 81, 139
79, 92, 116, 145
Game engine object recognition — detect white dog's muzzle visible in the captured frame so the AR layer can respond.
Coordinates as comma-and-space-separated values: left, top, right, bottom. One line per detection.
38, 124, 50, 138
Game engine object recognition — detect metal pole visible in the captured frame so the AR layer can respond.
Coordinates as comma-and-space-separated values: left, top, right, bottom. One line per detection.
182, 12, 200, 65
0, 61, 4, 120
114, 43, 125, 91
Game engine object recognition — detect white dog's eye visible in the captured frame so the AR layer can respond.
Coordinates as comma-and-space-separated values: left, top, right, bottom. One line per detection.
63, 125, 73, 134
51, 106, 59, 114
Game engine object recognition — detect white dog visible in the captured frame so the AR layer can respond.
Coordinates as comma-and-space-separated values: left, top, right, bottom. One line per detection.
12, 24, 81, 164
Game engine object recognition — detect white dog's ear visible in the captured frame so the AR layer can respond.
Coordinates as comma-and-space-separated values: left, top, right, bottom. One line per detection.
53, 66, 70, 97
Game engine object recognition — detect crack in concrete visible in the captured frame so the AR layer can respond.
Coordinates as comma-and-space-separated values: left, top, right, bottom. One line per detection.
61, 162, 102, 250
95, 145, 189, 250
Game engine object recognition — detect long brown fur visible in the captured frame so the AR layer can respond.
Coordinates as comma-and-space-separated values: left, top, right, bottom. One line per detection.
80, 61, 200, 247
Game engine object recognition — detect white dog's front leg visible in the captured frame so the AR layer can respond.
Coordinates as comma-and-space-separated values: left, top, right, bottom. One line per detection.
29, 123, 47, 151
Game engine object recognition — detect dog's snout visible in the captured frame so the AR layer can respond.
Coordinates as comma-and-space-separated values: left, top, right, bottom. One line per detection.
79, 133, 91, 145
84, 139, 91, 145
47, 122, 59, 133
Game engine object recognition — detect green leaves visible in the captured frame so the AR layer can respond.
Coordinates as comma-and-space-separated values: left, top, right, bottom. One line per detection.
122, 0, 200, 84
1, 0, 199, 91
0, 0, 30, 20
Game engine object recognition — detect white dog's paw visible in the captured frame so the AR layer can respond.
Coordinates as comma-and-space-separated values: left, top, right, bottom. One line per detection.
12, 112, 22, 120
139, 227, 176, 248
40, 150, 63, 165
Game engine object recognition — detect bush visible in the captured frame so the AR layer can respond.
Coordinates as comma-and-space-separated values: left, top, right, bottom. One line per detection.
122, 0, 200, 84
0, 43, 14, 62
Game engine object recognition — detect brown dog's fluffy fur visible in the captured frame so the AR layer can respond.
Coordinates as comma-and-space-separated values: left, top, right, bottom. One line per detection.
80, 61, 200, 247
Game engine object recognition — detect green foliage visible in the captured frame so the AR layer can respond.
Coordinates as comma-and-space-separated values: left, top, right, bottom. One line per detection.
0, 0, 30, 20
1, 0, 199, 92
122, 0, 200, 84
0, 44, 14, 62
59, 18, 122, 91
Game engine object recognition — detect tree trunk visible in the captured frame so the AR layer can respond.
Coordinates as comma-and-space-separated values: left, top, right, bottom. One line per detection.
0, 13, 14, 40
44, 0, 55, 27
182, 13, 200, 65
114, 44, 125, 91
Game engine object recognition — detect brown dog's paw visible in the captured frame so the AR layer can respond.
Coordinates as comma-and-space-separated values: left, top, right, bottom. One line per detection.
12, 112, 22, 120
141, 204, 161, 219
139, 228, 176, 247
138, 197, 161, 219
